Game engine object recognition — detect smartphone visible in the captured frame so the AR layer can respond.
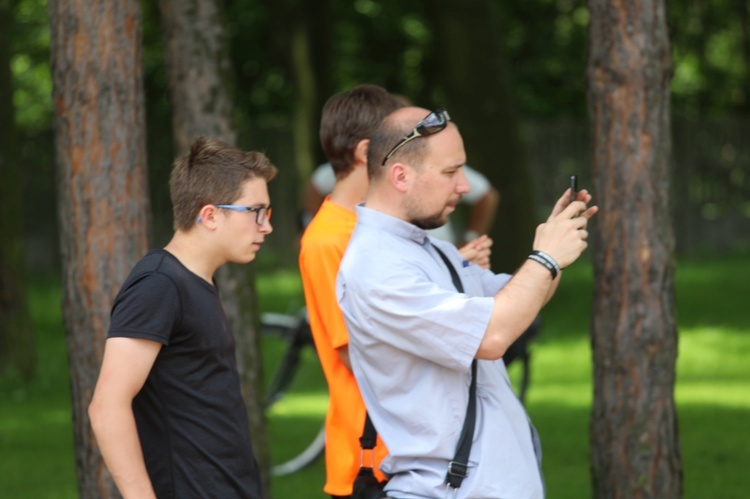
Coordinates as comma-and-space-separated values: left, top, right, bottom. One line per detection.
569, 175, 578, 204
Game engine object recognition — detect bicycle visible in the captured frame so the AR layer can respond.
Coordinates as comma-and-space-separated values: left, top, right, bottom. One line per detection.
260, 308, 541, 476
261, 308, 327, 476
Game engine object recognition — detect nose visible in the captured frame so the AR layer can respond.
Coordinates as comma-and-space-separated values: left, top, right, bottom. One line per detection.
456, 167, 471, 194
260, 218, 273, 234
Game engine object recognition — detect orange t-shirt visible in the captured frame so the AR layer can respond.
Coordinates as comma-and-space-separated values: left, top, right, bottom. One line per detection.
299, 198, 388, 495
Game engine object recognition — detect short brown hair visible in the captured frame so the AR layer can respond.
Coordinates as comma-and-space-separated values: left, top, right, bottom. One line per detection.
319, 84, 403, 178
366, 114, 428, 181
170, 137, 277, 231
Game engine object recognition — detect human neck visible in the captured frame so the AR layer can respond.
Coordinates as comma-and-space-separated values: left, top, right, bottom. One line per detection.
163, 232, 222, 284
363, 185, 406, 222
329, 164, 368, 211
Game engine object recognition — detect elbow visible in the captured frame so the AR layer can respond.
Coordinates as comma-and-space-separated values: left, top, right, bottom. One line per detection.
88, 399, 100, 431
476, 332, 509, 361
88, 395, 107, 437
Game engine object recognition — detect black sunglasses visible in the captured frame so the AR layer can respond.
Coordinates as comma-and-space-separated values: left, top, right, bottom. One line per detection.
381, 108, 451, 165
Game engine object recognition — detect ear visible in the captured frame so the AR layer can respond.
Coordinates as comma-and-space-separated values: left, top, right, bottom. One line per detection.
390, 162, 411, 193
196, 205, 220, 230
353, 138, 370, 166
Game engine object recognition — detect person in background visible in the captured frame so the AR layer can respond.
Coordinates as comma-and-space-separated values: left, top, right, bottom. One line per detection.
337, 106, 597, 498
89, 137, 276, 499
298, 84, 402, 498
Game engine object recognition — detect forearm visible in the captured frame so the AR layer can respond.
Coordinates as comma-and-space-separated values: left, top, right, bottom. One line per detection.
474, 188, 596, 359
465, 187, 499, 238
544, 268, 561, 303
476, 259, 554, 360
90, 402, 156, 499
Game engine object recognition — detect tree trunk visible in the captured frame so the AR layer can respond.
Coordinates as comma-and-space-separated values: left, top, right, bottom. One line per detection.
49, 1, 150, 497
427, 0, 537, 271
0, 0, 36, 381
260, 0, 332, 258
155, 0, 271, 495
587, 1, 682, 497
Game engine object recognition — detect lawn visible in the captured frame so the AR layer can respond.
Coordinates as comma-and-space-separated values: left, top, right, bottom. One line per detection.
1, 253, 748, 498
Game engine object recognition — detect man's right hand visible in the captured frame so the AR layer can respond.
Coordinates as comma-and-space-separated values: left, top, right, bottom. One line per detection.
533, 189, 598, 269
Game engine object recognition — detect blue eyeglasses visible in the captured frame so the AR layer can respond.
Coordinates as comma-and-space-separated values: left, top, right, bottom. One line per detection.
216, 204, 272, 225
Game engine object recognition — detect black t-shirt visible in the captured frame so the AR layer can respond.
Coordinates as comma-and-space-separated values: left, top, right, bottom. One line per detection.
108, 249, 262, 499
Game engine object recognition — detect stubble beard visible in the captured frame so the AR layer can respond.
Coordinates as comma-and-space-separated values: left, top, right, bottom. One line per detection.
410, 212, 448, 230
408, 193, 462, 230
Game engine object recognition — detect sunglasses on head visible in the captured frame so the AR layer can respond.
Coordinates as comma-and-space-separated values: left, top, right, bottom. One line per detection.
381, 108, 451, 165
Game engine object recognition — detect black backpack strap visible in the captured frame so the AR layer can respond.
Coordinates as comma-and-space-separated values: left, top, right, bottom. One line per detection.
360, 412, 377, 450
433, 245, 464, 293
446, 359, 477, 489
433, 245, 477, 490
358, 244, 478, 491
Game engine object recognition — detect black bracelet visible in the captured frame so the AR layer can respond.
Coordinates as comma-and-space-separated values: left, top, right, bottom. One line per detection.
532, 250, 561, 275
528, 251, 559, 279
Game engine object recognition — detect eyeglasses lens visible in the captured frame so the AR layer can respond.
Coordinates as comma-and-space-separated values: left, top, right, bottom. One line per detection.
418, 109, 450, 135
257, 207, 271, 225
381, 108, 450, 165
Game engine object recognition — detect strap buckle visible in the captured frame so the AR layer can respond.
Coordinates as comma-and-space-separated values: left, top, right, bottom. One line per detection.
445, 460, 469, 490
444, 484, 459, 499
447, 460, 469, 479
360, 448, 376, 468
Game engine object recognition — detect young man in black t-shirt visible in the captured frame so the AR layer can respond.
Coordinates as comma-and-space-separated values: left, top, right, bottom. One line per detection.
89, 137, 277, 498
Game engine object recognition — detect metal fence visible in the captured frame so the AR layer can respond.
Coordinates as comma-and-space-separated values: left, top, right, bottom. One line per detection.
523, 116, 750, 257
26, 115, 748, 271
247, 115, 750, 266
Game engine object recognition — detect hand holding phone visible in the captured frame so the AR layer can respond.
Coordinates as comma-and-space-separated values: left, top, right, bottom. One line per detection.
569, 175, 578, 204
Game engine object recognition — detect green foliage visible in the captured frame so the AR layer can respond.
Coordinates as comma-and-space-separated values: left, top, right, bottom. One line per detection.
494, 0, 590, 117
7, 0, 750, 269
8, 0, 750, 132
10, 0, 51, 132
669, 1, 749, 116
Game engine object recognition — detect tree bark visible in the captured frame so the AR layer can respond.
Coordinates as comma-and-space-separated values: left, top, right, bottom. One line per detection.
587, 1, 682, 497
156, 0, 271, 495
0, 0, 36, 381
427, 0, 537, 271
49, 0, 150, 497
259, 0, 332, 257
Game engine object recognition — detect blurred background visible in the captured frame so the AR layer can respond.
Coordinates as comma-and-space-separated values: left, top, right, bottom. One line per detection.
1, 0, 749, 498
6, 0, 749, 273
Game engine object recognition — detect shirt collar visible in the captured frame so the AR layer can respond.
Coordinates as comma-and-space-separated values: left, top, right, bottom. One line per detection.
355, 204, 430, 246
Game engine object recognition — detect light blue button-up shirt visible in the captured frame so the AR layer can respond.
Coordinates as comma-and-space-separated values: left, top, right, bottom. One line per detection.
338, 205, 544, 499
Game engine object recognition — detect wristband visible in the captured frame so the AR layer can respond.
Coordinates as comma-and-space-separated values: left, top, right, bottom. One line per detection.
532, 250, 561, 275
528, 250, 560, 279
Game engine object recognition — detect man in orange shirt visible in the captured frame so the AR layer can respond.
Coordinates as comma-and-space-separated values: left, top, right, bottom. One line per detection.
299, 85, 402, 498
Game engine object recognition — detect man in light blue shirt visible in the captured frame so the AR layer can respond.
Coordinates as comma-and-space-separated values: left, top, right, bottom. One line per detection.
337, 107, 598, 498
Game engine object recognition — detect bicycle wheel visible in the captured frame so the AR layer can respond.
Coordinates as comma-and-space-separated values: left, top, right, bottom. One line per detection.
261, 309, 328, 476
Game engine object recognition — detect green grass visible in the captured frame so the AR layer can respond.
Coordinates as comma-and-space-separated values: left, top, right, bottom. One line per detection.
0, 273, 77, 498
1, 254, 749, 498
